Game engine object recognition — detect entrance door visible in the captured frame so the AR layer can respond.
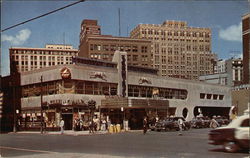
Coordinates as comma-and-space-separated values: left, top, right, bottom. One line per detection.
62, 114, 73, 130
129, 109, 146, 130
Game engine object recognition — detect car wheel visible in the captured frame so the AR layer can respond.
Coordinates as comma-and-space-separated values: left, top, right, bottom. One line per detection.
223, 141, 239, 153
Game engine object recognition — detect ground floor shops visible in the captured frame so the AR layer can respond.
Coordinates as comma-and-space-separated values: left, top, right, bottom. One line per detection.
18, 97, 175, 131
100, 97, 175, 130
19, 104, 93, 131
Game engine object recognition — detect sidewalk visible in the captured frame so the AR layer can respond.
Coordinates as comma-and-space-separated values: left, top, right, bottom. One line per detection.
12, 129, 142, 136
15, 130, 109, 136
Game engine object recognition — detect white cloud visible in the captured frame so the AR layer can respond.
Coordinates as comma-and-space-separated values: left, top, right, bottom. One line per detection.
2, 29, 31, 45
219, 22, 242, 42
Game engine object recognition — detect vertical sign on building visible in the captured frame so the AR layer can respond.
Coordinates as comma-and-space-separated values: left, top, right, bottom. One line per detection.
112, 51, 128, 97
121, 55, 127, 97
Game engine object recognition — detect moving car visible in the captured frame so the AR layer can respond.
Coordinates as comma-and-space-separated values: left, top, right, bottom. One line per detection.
208, 114, 249, 152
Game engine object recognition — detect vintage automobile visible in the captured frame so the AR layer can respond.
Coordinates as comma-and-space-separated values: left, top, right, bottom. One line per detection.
154, 117, 190, 132
154, 118, 176, 131
208, 114, 249, 152
191, 116, 210, 128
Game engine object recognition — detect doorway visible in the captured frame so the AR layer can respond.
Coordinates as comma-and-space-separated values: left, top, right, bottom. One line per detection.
62, 114, 73, 130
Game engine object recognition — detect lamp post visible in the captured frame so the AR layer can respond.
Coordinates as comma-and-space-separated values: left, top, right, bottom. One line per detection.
12, 82, 17, 133
40, 76, 43, 134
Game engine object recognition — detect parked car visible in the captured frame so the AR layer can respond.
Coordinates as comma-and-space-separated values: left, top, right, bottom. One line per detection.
208, 114, 249, 152
154, 118, 177, 131
221, 116, 230, 126
191, 116, 210, 128
154, 117, 190, 132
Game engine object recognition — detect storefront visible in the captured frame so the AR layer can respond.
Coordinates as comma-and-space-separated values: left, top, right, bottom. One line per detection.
100, 97, 171, 129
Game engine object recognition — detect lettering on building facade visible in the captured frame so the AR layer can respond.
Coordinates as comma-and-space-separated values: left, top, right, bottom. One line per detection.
139, 77, 152, 85
89, 71, 107, 81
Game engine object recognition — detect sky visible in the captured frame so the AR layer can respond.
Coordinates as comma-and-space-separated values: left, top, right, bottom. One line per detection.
1, 0, 249, 76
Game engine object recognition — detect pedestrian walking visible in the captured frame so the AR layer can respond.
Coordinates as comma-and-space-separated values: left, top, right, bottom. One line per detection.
178, 118, 183, 135
60, 119, 64, 134
101, 119, 107, 131
143, 117, 148, 135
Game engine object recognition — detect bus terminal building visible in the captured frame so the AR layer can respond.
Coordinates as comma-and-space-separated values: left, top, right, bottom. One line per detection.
18, 51, 231, 131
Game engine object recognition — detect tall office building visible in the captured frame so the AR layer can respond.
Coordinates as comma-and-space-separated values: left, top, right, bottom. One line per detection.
10, 44, 78, 73
130, 21, 217, 80
79, 20, 152, 67
242, 13, 250, 84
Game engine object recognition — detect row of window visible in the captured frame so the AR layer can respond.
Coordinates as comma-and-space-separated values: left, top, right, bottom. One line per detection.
200, 93, 224, 100
46, 46, 72, 50
128, 85, 187, 99
21, 80, 188, 100
142, 35, 210, 43
13, 55, 73, 61
16, 61, 71, 66
12, 50, 77, 56
141, 29, 210, 38
22, 81, 118, 97
17, 61, 72, 72
90, 44, 149, 53
142, 36, 210, 43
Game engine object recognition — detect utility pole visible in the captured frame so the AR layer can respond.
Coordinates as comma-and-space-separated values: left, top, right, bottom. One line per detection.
40, 76, 43, 134
12, 81, 16, 133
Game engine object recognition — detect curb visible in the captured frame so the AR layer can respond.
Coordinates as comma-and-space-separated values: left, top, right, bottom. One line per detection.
6, 130, 142, 136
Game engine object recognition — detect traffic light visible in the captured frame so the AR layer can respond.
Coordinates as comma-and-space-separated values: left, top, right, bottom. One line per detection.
88, 100, 96, 110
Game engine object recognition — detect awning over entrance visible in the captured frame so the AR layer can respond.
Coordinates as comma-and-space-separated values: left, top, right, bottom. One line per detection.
101, 97, 169, 109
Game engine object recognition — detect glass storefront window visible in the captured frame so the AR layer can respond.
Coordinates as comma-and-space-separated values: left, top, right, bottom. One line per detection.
85, 82, 93, 95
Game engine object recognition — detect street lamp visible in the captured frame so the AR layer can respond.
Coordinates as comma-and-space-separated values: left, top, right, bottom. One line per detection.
40, 76, 43, 134
10, 81, 17, 133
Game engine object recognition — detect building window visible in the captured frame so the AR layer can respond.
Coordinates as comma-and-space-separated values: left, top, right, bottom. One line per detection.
200, 93, 205, 99
219, 95, 224, 100
103, 45, 109, 51
206, 94, 212, 99
132, 46, 138, 52
133, 55, 138, 61
213, 94, 218, 100
141, 46, 148, 53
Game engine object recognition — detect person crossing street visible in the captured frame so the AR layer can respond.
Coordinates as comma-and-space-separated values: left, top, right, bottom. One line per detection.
143, 117, 148, 135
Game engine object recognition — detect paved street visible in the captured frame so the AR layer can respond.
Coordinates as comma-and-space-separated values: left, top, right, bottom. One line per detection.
0, 128, 249, 158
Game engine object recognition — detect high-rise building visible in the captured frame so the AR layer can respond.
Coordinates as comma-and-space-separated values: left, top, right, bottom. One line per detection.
10, 44, 78, 73
78, 20, 152, 67
242, 13, 250, 84
130, 21, 217, 80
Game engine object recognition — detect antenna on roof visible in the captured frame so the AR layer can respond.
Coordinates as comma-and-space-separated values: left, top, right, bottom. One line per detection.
127, 26, 129, 37
63, 32, 65, 49
118, 8, 121, 36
